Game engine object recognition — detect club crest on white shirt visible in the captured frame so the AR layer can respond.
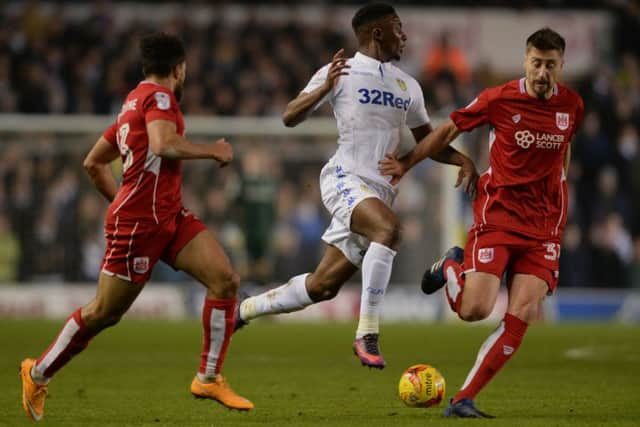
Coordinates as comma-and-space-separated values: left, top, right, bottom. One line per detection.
478, 247, 494, 263
512, 114, 521, 124
396, 78, 407, 91
556, 112, 569, 130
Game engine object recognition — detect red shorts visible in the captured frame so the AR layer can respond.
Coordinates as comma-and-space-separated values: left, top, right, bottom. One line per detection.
463, 227, 561, 292
101, 208, 207, 284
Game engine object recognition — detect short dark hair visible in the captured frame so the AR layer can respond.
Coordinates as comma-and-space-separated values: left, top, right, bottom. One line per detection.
140, 32, 186, 77
526, 28, 565, 54
352, 3, 396, 33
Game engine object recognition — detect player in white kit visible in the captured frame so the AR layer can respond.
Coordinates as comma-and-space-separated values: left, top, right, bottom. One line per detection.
236, 3, 477, 368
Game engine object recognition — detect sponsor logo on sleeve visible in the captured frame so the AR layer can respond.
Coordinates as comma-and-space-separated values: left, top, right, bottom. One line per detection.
133, 257, 150, 274
154, 92, 171, 110
556, 112, 569, 130
478, 247, 494, 263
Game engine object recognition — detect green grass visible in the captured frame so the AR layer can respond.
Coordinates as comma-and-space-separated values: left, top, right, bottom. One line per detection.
1, 319, 639, 426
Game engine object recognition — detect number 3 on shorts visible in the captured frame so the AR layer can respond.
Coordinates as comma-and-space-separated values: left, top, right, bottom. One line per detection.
543, 243, 561, 261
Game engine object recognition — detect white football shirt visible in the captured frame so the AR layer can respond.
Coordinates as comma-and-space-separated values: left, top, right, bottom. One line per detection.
303, 51, 430, 187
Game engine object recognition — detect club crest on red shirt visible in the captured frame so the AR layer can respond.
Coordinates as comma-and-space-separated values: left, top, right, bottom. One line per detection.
556, 112, 569, 131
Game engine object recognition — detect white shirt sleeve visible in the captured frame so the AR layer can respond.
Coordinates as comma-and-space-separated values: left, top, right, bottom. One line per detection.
301, 63, 332, 111
405, 79, 430, 129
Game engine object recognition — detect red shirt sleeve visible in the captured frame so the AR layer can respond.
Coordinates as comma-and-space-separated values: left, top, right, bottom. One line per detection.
143, 90, 179, 125
450, 89, 491, 132
102, 122, 118, 148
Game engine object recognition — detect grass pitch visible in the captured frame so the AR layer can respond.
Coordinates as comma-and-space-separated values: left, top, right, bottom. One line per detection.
1, 319, 639, 426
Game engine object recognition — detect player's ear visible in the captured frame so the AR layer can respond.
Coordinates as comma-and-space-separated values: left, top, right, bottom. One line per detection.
172, 62, 185, 80
373, 27, 383, 41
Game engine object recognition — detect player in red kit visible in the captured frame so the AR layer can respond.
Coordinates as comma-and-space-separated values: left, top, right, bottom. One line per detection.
379, 28, 584, 417
19, 33, 253, 421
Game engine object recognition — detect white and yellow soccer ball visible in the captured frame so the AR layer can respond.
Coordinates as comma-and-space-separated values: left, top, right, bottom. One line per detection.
398, 364, 446, 408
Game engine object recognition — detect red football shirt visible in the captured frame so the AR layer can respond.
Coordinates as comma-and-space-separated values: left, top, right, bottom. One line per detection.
103, 81, 184, 223
450, 78, 584, 239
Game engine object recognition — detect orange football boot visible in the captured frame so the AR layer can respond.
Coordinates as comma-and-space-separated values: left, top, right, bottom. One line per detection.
20, 358, 48, 421
190, 375, 254, 411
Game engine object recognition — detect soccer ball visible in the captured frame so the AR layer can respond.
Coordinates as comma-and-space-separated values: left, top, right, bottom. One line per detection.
398, 364, 446, 408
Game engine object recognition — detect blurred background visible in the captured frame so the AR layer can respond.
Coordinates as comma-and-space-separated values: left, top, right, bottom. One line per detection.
0, 0, 638, 322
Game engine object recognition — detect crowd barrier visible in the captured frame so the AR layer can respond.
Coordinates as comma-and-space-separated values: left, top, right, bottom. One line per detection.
1, 283, 637, 323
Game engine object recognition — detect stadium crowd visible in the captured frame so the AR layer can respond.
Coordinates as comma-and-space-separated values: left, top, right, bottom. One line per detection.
0, 2, 639, 288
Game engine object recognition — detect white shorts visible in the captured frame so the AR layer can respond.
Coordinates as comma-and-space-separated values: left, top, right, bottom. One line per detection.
319, 162, 396, 267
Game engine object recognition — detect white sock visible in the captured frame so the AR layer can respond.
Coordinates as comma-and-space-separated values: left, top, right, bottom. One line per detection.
31, 365, 50, 385
240, 273, 313, 321
196, 372, 216, 383
356, 242, 396, 339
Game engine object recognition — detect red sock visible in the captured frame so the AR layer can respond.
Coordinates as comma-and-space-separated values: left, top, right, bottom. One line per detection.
453, 313, 528, 403
35, 308, 96, 379
443, 259, 465, 313
199, 298, 236, 377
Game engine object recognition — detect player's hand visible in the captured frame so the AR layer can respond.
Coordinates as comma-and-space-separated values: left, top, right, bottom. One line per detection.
455, 159, 479, 200
323, 49, 350, 90
379, 153, 408, 185
212, 138, 233, 167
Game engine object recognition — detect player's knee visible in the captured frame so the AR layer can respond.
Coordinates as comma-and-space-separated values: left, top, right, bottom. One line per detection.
306, 274, 341, 302
458, 303, 492, 322
509, 301, 540, 323
213, 270, 240, 297
83, 307, 123, 331
371, 219, 401, 247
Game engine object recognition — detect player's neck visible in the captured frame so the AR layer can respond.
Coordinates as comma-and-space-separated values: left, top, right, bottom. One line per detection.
359, 45, 390, 63
143, 75, 175, 92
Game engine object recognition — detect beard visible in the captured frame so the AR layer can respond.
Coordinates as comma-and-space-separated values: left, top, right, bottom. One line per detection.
534, 80, 550, 98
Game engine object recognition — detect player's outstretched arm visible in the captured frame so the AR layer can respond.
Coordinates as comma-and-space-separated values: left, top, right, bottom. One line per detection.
147, 120, 233, 166
379, 119, 462, 185
83, 137, 120, 202
282, 49, 350, 127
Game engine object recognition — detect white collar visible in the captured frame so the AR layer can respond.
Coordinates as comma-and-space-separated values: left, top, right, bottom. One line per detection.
354, 51, 385, 68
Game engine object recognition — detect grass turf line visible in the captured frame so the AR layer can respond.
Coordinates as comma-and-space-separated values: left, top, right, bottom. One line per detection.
2, 319, 639, 426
